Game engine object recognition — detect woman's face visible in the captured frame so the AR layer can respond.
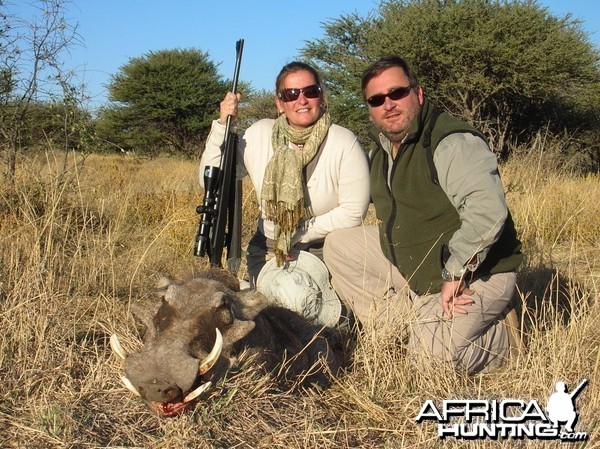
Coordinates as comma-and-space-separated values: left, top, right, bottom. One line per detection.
275, 70, 323, 129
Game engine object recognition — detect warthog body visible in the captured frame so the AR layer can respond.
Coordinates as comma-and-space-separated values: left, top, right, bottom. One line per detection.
112, 269, 342, 416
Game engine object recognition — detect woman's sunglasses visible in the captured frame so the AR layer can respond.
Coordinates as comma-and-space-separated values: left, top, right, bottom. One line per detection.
366, 85, 414, 107
277, 84, 322, 102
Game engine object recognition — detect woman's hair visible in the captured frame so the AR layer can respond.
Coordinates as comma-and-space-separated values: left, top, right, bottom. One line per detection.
361, 56, 419, 99
275, 61, 322, 92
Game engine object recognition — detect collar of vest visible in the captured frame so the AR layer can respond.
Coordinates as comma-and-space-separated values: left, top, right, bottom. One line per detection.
368, 97, 435, 146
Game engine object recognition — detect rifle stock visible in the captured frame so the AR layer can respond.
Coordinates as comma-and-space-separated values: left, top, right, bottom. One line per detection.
194, 39, 244, 273
227, 177, 243, 274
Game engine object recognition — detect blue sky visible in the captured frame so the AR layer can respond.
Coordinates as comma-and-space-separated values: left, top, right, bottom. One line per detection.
12, 0, 599, 109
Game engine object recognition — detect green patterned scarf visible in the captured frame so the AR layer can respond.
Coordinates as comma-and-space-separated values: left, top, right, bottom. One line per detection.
262, 112, 331, 265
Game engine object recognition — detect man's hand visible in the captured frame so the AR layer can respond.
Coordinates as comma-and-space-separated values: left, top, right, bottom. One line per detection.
441, 280, 475, 318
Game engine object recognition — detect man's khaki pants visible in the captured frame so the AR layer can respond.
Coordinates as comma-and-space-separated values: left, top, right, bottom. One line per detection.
324, 226, 516, 374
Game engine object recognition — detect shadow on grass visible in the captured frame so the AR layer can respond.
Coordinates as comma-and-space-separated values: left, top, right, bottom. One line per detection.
516, 264, 589, 336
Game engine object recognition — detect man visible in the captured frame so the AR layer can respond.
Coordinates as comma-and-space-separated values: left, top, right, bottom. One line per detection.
324, 56, 523, 374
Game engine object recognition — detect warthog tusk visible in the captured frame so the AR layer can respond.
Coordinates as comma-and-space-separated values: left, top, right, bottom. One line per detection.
183, 381, 212, 403
110, 334, 127, 360
198, 328, 223, 374
111, 334, 139, 396
120, 375, 140, 397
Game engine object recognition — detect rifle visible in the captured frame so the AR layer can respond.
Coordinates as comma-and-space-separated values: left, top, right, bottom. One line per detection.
568, 379, 588, 399
194, 39, 244, 274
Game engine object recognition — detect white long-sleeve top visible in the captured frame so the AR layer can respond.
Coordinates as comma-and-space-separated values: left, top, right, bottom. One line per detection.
200, 118, 370, 244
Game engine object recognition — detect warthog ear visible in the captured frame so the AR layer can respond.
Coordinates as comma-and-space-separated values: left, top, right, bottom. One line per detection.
229, 290, 269, 320
156, 276, 174, 290
202, 269, 240, 292
154, 276, 175, 301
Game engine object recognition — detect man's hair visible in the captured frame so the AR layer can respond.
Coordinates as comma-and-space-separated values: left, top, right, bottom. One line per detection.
275, 61, 322, 92
361, 56, 419, 99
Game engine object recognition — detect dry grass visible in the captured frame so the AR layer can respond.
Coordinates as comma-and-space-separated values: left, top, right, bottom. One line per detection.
0, 147, 598, 448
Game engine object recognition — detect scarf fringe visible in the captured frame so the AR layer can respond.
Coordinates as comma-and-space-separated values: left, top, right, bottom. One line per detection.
264, 200, 306, 266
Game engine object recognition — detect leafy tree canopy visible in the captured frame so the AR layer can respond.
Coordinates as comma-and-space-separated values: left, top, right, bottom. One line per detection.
99, 48, 228, 157
237, 89, 278, 129
16, 100, 92, 151
301, 0, 600, 158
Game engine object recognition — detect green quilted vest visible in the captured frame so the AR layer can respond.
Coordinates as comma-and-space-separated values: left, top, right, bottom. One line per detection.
369, 99, 523, 295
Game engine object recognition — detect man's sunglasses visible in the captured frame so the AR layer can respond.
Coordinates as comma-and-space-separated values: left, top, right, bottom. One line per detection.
366, 85, 414, 107
277, 84, 322, 102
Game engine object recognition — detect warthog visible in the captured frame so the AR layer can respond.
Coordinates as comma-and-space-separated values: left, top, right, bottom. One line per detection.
111, 269, 342, 416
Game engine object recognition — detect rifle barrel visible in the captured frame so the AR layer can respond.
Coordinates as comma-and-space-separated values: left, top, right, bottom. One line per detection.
569, 379, 588, 399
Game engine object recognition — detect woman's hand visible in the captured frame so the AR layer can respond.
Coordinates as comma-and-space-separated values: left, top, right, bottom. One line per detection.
440, 280, 474, 318
219, 92, 241, 125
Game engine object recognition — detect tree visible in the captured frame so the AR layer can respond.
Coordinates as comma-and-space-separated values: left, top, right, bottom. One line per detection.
237, 89, 278, 130
301, 0, 600, 158
18, 99, 92, 153
99, 49, 229, 157
0, 0, 80, 187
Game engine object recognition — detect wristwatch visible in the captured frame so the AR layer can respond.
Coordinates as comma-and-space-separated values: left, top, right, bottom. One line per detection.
441, 267, 464, 282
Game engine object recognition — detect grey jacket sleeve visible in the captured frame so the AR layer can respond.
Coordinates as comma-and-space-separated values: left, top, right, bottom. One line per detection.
434, 133, 508, 275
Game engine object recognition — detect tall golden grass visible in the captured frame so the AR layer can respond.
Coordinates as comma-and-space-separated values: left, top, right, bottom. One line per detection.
0, 147, 598, 448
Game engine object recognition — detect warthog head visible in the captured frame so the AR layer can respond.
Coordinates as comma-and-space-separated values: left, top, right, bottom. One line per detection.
111, 269, 341, 417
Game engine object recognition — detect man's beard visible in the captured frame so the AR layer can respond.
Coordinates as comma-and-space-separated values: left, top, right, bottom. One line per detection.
379, 107, 419, 145
381, 128, 409, 144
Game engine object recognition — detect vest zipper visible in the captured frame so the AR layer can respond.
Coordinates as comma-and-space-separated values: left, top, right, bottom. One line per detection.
385, 148, 401, 267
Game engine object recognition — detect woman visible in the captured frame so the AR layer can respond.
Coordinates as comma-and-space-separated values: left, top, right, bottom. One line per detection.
201, 61, 370, 285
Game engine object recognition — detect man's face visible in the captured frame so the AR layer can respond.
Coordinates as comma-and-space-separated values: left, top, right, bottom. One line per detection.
364, 67, 423, 145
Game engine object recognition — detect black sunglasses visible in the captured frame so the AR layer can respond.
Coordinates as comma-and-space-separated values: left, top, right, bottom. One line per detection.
277, 84, 322, 102
366, 85, 414, 107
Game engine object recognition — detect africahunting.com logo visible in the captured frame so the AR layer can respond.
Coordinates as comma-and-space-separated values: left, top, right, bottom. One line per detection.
415, 379, 589, 442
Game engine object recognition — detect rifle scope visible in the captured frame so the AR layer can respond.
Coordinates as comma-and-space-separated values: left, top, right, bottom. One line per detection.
194, 166, 220, 257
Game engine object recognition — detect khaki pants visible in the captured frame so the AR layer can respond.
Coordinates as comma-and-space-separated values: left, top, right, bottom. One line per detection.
323, 226, 516, 374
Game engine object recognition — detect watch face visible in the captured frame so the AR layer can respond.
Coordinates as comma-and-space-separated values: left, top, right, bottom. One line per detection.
441, 268, 452, 282
442, 268, 461, 282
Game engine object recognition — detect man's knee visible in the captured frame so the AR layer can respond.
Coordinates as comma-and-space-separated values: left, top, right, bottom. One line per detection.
447, 327, 507, 374
324, 228, 354, 263
411, 317, 503, 374
325, 228, 350, 247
